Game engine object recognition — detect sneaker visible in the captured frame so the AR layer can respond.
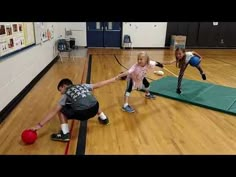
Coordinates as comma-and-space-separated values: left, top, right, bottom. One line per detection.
202, 73, 206, 80
176, 88, 182, 94
122, 105, 135, 113
51, 130, 70, 142
98, 116, 110, 125
145, 93, 156, 99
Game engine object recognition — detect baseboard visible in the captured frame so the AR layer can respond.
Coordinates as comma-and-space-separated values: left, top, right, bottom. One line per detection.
0, 55, 59, 123
185, 47, 236, 49
122, 47, 169, 49
123, 47, 236, 49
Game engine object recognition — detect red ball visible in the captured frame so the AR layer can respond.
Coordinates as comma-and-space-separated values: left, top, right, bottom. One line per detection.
21, 129, 37, 144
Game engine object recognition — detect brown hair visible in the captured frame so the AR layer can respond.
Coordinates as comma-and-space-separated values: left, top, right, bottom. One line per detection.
57, 78, 73, 90
175, 48, 186, 68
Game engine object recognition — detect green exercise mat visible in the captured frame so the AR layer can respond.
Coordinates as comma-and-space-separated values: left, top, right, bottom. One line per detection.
149, 76, 236, 115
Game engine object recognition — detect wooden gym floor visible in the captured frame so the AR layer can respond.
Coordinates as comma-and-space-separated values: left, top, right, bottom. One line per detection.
1, 48, 236, 154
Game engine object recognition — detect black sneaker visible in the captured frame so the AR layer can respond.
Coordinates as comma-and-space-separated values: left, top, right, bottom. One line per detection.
98, 116, 109, 125
202, 73, 206, 80
51, 130, 70, 142
176, 88, 182, 94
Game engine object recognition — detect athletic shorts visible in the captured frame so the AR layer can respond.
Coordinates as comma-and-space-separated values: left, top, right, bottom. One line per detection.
60, 102, 99, 121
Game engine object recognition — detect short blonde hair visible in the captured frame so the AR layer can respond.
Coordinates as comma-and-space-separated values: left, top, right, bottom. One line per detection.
137, 51, 150, 64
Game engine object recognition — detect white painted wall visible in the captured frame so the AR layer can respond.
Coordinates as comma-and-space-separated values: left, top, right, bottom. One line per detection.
0, 22, 168, 112
52, 22, 167, 48
122, 22, 167, 47
54, 22, 167, 48
0, 22, 60, 112
57, 22, 87, 47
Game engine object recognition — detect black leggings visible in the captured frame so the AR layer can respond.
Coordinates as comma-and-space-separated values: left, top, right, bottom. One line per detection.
177, 64, 204, 89
126, 77, 150, 93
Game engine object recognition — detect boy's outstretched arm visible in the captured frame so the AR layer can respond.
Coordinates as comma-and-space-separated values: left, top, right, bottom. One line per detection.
30, 105, 62, 131
92, 77, 117, 89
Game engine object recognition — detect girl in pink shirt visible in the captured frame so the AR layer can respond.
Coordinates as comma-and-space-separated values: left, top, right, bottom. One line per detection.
116, 51, 163, 113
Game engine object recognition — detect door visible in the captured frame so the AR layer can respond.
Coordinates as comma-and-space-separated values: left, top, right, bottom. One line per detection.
103, 22, 121, 47
87, 22, 104, 47
218, 22, 236, 47
87, 22, 121, 47
198, 22, 219, 47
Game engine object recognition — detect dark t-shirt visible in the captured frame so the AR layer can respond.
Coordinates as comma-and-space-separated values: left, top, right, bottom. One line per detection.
58, 84, 98, 110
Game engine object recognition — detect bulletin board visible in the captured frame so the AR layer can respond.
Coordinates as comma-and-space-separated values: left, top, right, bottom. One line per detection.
0, 22, 36, 58
34, 22, 54, 45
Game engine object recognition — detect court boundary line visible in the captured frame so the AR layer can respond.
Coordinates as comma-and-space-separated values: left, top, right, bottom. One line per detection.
64, 55, 90, 155
75, 54, 92, 155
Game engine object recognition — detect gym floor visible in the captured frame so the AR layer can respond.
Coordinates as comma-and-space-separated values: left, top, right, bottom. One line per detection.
1, 48, 236, 154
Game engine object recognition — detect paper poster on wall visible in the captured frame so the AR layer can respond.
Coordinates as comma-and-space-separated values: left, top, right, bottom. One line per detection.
0, 25, 6, 35
12, 24, 18, 33
7, 38, 14, 49
41, 23, 48, 42
23, 23, 35, 46
0, 39, 8, 56
0, 22, 35, 58
42, 30, 48, 42
42, 23, 54, 42
34, 22, 54, 44
18, 24, 23, 32
47, 25, 54, 40
14, 36, 24, 49
50, 25, 54, 39
34, 22, 42, 44
6, 24, 12, 36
